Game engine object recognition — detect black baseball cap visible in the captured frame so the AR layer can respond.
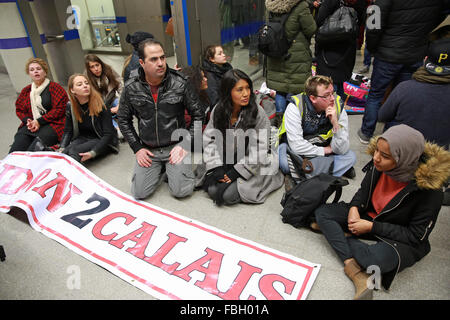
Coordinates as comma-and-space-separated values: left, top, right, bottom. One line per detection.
424, 37, 450, 76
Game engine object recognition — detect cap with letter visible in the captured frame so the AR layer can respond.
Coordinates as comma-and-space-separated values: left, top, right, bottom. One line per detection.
424, 37, 450, 76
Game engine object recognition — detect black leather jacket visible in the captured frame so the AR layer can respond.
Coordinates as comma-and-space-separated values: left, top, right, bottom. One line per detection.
118, 66, 204, 153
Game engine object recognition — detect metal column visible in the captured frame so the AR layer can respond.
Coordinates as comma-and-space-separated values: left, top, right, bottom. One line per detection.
170, 0, 221, 68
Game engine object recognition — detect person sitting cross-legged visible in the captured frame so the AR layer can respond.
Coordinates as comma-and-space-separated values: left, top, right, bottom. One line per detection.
278, 75, 356, 190
314, 124, 450, 299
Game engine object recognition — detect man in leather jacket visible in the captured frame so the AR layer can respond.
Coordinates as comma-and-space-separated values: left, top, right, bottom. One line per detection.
118, 38, 204, 199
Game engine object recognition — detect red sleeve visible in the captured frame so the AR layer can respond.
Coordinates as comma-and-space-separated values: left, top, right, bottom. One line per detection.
15, 85, 32, 123
40, 82, 68, 124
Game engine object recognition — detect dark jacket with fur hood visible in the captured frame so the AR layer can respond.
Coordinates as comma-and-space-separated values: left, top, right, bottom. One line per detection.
349, 139, 450, 289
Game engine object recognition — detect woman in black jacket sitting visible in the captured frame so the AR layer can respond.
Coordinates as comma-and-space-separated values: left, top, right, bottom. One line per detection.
201, 45, 233, 107
180, 65, 211, 129
59, 74, 118, 163
315, 124, 450, 299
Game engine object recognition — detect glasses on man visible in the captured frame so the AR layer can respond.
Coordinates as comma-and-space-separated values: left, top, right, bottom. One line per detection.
315, 92, 335, 100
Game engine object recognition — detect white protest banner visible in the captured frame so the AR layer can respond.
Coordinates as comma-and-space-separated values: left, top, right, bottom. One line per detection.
0, 152, 320, 300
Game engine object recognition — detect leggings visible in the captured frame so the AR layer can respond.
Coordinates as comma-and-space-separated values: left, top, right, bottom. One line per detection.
9, 124, 58, 153
63, 136, 100, 162
315, 202, 399, 274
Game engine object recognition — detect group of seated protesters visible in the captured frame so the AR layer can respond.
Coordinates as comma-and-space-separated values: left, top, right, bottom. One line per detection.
7, 35, 450, 300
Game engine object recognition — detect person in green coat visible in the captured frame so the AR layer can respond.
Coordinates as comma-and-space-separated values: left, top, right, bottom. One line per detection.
265, 0, 317, 127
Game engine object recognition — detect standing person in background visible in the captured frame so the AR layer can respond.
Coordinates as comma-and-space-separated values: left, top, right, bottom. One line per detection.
9, 58, 68, 153
315, 0, 365, 101
377, 35, 450, 206
378, 37, 450, 149
59, 74, 118, 163
122, 31, 154, 82
202, 44, 233, 107
265, 0, 317, 128
357, 0, 445, 144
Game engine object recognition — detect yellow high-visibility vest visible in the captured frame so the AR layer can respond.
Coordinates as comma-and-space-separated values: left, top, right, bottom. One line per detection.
277, 92, 342, 146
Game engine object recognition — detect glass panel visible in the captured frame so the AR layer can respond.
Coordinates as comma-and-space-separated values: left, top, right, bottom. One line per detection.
71, 0, 122, 52
219, 0, 265, 76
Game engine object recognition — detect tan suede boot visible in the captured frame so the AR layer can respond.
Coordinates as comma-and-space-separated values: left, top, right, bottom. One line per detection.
344, 258, 373, 300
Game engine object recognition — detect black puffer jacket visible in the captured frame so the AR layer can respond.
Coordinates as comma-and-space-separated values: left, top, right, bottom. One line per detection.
118, 66, 204, 153
201, 59, 232, 107
366, 0, 445, 64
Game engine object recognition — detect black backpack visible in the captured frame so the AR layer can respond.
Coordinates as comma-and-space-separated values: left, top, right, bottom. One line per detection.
280, 173, 349, 228
257, 11, 292, 59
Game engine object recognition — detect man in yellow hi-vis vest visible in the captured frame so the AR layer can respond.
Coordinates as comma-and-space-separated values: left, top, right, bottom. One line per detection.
278, 75, 356, 185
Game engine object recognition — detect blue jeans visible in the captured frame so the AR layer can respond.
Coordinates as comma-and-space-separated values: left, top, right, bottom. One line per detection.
363, 47, 372, 67
111, 97, 119, 128
278, 143, 356, 177
333, 83, 345, 103
275, 92, 293, 113
360, 58, 422, 137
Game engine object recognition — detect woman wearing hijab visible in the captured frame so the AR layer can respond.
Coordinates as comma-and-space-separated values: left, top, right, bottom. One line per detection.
314, 124, 450, 299
9, 58, 68, 153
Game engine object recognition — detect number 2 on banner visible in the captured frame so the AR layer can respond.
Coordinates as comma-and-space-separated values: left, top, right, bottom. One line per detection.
61, 193, 110, 228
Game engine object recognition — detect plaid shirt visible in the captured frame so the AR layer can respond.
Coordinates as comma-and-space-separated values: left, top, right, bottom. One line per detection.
15, 81, 69, 141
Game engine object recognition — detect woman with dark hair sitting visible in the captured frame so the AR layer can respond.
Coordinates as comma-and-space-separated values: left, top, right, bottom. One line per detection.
9, 57, 68, 153
315, 124, 450, 299
59, 74, 118, 163
180, 65, 210, 129
85, 54, 123, 109
202, 69, 284, 205
84, 54, 123, 138
202, 45, 233, 107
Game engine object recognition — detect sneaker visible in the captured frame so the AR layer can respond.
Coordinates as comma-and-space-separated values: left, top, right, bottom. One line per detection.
357, 129, 370, 144
357, 65, 370, 74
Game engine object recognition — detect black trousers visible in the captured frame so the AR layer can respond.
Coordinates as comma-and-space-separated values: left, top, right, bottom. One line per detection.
315, 202, 399, 274
63, 136, 100, 162
9, 124, 58, 153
